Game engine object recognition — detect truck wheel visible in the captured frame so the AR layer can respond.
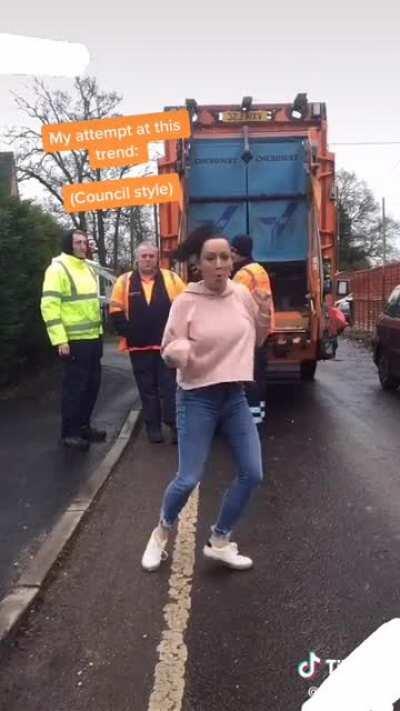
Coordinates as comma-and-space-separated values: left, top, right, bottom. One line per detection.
378, 353, 399, 391
301, 361, 317, 381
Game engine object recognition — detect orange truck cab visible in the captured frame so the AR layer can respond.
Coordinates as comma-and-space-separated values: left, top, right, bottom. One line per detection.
157, 95, 337, 381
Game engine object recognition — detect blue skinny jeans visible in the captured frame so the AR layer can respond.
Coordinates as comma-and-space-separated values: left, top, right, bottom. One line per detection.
160, 383, 264, 537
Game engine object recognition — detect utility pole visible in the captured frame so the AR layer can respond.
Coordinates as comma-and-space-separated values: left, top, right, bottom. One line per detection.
153, 204, 159, 249
382, 197, 387, 265
382, 197, 387, 305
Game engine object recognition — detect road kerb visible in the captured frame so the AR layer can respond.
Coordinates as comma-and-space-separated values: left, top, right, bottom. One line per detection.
0, 408, 141, 645
17, 510, 87, 588
0, 588, 40, 643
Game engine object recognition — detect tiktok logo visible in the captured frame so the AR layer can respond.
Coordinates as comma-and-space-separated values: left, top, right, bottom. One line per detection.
298, 652, 342, 680
298, 652, 322, 680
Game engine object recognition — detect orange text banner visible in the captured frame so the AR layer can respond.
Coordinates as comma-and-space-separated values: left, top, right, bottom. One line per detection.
63, 174, 182, 213
88, 141, 149, 169
43, 109, 190, 153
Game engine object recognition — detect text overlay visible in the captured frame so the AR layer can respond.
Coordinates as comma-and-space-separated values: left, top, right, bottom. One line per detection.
42, 109, 190, 154
63, 174, 182, 213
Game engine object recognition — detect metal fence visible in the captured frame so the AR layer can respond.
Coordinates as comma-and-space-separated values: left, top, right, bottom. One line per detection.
349, 262, 400, 333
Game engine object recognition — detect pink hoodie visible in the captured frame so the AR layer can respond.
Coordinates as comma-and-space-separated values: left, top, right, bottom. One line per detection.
161, 279, 271, 390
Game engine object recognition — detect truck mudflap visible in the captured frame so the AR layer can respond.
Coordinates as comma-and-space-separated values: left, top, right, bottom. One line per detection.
264, 330, 316, 382
267, 310, 314, 359
263, 309, 323, 381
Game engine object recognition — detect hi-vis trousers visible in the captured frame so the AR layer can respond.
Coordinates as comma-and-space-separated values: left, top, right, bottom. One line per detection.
244, 347, 266, 426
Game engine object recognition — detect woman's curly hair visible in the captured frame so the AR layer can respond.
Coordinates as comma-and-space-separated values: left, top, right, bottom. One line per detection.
173, 224, 228, 261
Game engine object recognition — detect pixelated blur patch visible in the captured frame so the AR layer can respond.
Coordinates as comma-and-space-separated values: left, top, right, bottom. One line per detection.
0, 33, 90, 77
302, 618, 400, 710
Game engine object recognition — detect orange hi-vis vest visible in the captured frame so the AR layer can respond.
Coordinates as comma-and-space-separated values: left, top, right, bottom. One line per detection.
233, 262, 275, 330
233, 262, 271, 295
109, 268, 185, 352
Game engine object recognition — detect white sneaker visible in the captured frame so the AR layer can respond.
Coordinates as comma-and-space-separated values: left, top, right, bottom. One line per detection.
203, 541, 253, 570
141, 529, 168, 571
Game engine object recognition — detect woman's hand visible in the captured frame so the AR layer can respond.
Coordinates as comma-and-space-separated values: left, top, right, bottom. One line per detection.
163, 354, 177, 368
162, 338, 191, 369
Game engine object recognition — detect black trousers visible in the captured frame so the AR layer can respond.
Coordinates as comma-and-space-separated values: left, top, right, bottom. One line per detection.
61, 338, 103, 438
245, 347, 267, 425
129, 350, 176, 431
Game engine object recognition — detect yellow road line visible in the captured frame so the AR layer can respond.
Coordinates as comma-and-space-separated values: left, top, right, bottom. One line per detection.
147, 487, 199, 711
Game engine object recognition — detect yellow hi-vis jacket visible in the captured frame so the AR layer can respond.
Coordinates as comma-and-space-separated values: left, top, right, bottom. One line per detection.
41, 253, 103, 346
233, 261, 275, 330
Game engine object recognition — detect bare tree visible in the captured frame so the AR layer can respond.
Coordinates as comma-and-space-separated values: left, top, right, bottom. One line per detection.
336, 169, 400, 270
5, 76, 153, 266
106, 206, 154, 272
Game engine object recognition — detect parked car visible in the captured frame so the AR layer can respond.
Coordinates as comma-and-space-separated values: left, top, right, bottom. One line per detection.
373, 285, 400, 390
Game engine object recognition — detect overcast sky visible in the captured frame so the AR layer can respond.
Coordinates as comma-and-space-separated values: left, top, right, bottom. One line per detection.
1, 0, 400, 217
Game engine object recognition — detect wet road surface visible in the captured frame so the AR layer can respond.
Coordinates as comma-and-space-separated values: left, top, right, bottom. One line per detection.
0, 342, 138, 598
0, 338, 399, 711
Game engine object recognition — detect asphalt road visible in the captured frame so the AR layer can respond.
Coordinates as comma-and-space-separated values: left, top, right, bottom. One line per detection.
0, 341, 138, 599
0, 337, 400, 711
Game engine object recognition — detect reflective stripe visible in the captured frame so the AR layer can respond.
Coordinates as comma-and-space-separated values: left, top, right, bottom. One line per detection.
109, 300, 124, 309
53, 260, 100, 322
54, 260, 77, 296
43, 288, 99, 303
62, 293, 98, 302
65, 321, 102, 333
239, 264, 271, 296
42, 290, 62, 299
242, 267, 257, 290
54, 260, 99, 299
87, 264, 97, 280
161, 269, 184, 301
45, 318, 63, 327
123, 272, 131, 319
250, 405, 265, 424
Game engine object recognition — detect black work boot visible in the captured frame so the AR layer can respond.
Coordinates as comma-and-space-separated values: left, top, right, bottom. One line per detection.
62, 436, 90, 452
81, 425, 107, 443
166, 424, 178, 444
256, 422, 264, 439
146, 426, 164, 444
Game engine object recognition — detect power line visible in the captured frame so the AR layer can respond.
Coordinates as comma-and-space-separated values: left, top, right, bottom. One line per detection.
331, 141, 400, 146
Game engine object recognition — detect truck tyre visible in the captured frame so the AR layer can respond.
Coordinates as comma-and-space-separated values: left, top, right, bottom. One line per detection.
378, 352, 399, 391
301, 360, 317, 381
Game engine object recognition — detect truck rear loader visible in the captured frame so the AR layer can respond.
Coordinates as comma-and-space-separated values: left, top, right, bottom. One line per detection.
157, 94, 337, 380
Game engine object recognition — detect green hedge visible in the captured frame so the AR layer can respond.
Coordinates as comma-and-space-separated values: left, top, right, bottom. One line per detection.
0, 196, 62, 385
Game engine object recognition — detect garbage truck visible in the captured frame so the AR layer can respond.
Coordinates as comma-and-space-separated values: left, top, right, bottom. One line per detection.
157, 94, 337, 380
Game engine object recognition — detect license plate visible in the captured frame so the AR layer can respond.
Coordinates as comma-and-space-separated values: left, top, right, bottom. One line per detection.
220, 110, 273, 122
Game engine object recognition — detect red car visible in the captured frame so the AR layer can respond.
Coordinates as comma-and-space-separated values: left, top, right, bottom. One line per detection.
373, 285, 400, 390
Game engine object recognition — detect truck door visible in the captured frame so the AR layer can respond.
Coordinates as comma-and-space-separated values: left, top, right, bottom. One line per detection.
246, 138, 309, 265
187, 139, 248, 235
187, 137, 310, 260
